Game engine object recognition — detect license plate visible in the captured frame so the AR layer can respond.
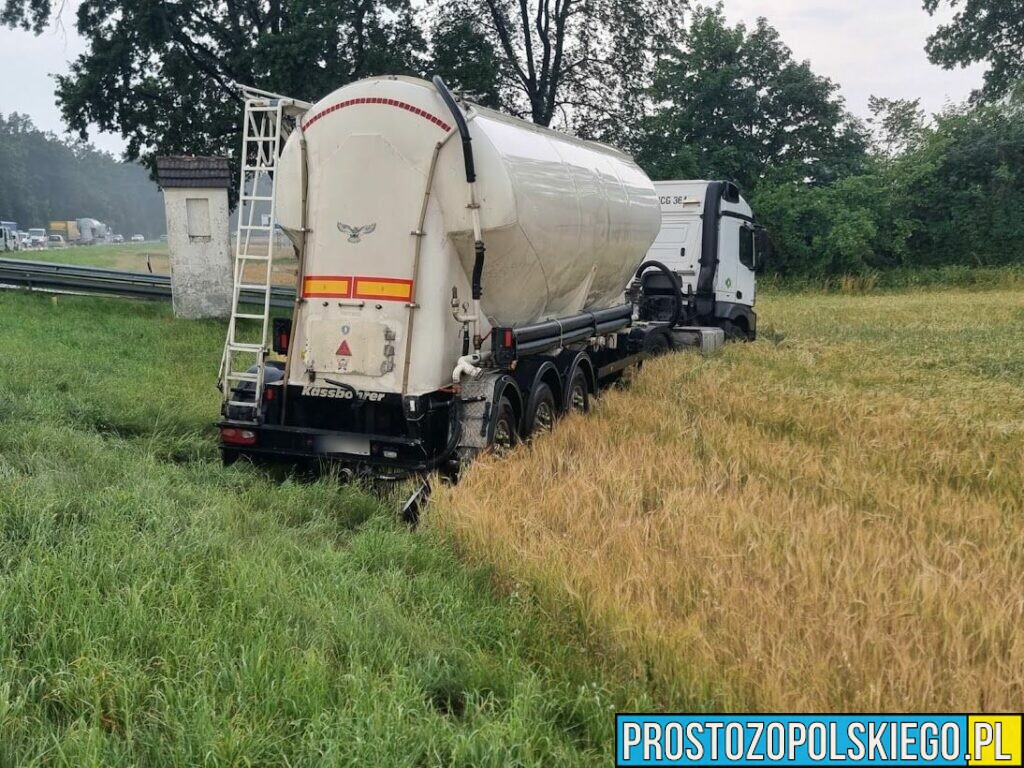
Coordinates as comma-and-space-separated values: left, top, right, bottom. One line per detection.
311, 434, 371, 456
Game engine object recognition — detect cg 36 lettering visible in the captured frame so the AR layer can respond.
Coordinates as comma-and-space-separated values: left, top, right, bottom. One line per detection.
301, 386, 386, 401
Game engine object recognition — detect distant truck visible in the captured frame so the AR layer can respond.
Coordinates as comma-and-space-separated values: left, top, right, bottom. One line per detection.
1, 220, 18, 249
27, 228, 47, 249
216, 76, 767, 477
50, 220, 82, 244
76, 218, 108, 244
0, 224, 15, 252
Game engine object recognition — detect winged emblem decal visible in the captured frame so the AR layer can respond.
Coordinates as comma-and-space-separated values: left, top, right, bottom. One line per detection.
337, 222, 377, 243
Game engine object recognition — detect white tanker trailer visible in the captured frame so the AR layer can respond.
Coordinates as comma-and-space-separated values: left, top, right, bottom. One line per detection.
218, 76, 766, 478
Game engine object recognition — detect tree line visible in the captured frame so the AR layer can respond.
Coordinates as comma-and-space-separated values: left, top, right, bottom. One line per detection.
0, 114, 165, 237
3, 0, 1020, 276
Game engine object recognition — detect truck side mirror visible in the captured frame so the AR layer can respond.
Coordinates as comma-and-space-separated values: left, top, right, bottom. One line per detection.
754, 227, 773, 273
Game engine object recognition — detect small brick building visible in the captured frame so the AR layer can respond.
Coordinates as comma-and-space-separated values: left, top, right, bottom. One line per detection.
155, 156, 233, 319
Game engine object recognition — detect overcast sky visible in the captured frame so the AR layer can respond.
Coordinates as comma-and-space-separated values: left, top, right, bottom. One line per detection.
0, 0, 984, 157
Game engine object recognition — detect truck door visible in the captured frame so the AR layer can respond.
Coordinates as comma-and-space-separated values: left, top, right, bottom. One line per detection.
716, 216, 741, 304
736, 222, 757, 305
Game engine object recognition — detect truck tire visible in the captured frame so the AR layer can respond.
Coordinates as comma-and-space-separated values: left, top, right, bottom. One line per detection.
566, 367, 590, 413
491, 396, 519, 454
721, 320, 750, 342
523, 382, 557, 437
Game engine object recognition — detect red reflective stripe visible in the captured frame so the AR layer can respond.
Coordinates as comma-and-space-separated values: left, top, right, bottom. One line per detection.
302, 98, 451, 132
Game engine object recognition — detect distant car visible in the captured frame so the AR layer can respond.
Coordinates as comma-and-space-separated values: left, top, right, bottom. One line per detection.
131, 234, 145, 242
47, 234, 66, 248
111, 234, 124, 243
159, 234, 168, 242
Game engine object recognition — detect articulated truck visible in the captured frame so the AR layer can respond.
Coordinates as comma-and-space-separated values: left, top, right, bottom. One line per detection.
217, 76, 766, 475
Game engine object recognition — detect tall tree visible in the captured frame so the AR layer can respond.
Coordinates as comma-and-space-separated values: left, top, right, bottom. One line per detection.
923, 0, 1024, 101
0, 113, 165, 237
426, 0, 683, 139
430, 17, 505, 109
637, 4, 867, 189
3, 0, 425, 174
638, 4, 864, 191
867, 96, 926, 157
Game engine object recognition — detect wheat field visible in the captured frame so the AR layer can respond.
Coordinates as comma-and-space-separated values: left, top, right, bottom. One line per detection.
431, 288, 1024, 711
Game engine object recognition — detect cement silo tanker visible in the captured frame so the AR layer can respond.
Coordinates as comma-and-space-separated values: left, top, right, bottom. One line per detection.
271, 74, 659, 395
219, 75, 748, 477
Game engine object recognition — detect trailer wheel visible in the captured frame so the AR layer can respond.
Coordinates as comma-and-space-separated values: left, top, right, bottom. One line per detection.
492, 396, 519, 454
566, 367, 590, 413
524, 382, 557, 437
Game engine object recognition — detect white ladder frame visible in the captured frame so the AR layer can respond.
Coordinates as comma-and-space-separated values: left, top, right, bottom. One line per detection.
219, 86, 309, 420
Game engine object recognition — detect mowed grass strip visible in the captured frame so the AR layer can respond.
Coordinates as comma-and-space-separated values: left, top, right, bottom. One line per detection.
432, 289, 1024, 711
0, 292, 654, 766
21, 242, 299, 286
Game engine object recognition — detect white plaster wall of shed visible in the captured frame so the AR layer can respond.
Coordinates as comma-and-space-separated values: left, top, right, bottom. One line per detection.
162, 187, 233, 319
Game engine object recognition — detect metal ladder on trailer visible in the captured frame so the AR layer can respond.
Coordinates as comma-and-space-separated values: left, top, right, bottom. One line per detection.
218, 85, 309, 421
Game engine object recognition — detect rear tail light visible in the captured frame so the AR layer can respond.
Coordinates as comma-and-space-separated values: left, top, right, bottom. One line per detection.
272, 317, 291, 355
220, 427, 257, 446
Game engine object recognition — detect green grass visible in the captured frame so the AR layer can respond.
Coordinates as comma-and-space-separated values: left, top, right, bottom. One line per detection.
15, 242, 168, 271
0, 292, 653, 766
16, 241, 300, 286
5, 279, 1020, 758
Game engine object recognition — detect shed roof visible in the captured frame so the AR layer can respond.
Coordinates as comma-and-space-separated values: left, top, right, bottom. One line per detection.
155, 156, 231, 189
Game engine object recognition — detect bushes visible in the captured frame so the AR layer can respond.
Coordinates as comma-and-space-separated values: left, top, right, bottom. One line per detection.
752, 97, 1024, 279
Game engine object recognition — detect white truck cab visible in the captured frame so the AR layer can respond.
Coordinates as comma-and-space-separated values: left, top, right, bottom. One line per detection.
643, 180, 767, 340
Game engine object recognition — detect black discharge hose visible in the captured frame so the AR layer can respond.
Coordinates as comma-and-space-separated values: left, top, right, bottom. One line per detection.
433, 75, 485, 303
432, 75, 475, 183
634, 260, 684, 328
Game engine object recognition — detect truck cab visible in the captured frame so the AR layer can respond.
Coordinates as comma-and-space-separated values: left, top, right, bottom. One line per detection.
643, 180, 767, 340
27, 228, 47, 250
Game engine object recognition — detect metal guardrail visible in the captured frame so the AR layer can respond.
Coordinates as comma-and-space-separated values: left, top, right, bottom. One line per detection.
0, 257, 296, 308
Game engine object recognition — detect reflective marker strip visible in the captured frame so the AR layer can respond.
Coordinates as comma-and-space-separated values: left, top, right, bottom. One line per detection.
353, 276, 413, 302
301, 97, 452, 132
303, 276, 351, 298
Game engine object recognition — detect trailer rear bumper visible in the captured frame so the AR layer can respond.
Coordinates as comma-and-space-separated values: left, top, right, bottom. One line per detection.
217, 422, 439, 471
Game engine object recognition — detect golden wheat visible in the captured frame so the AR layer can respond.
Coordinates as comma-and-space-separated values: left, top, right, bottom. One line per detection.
430, 289, 1024, 711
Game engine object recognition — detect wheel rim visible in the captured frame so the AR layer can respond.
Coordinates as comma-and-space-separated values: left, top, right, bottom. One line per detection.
570, 383, 587, 412
534, 401, 555, 433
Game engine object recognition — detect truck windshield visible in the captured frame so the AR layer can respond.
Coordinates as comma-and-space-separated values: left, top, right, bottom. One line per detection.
29, 229, 45, 237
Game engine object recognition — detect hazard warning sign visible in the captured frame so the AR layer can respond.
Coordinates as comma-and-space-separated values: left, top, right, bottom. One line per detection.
337, 339, 352, 356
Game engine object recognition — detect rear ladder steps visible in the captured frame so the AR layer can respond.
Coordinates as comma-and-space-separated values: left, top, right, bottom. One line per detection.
218, 92, 290, 420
